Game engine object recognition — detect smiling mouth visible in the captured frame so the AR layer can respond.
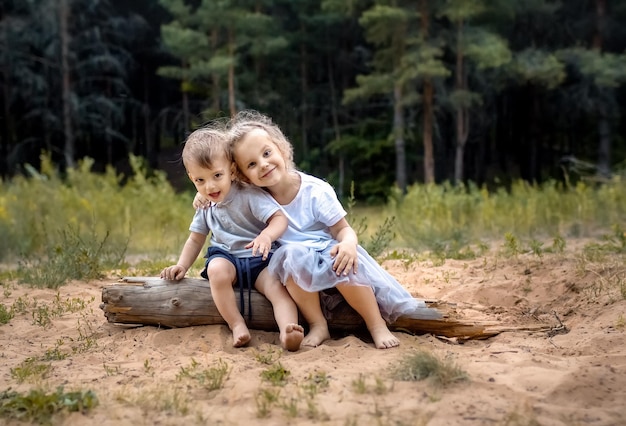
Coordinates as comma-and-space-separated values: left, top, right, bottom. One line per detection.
208, 191, 220, 199
261, 167, 275, 179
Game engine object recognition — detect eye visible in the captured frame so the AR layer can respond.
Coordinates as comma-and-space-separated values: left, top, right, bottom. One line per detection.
263, 149, 271, 157
247, 161, 256, 169
214, 172, 223, 179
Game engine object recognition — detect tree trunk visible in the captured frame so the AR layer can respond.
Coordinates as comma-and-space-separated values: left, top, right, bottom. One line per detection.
593, 0, 611, 178
59, 0, 74, 168
454, 19, 469, 185
419, 0, 435, 184
99, 277, 524, 341
228, 29, 236, 117
393, 83, 407, 192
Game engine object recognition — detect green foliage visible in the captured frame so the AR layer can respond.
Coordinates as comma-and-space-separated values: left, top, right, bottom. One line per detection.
17, 223, 126, 289
346, 182, 395, 258
260, 362, 291, 386
0, 304, 14, 324
0, 387, 98, 424
390, 179, 626, 252
0, 153, 191, 267
10, 357, 52, 384
176, 358, 230, 391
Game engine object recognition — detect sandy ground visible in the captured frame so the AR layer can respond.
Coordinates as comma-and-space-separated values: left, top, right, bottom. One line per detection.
1, 240, 625, 425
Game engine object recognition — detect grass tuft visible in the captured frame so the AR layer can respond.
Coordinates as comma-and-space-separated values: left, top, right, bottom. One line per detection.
392, 350, 468, 388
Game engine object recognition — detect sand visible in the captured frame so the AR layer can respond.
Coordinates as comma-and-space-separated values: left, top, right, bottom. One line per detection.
1, 240, 625, 425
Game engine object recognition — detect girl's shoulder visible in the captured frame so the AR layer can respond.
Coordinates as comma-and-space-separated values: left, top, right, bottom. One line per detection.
298, 171, 334, 191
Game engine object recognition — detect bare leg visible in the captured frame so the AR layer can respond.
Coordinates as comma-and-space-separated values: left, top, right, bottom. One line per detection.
255, 269, 303, 351
284, 278, 330, 347
206, 258, 251, 347
336, 283, 399, 349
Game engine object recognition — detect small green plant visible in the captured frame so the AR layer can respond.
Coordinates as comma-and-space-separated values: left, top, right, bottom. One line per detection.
255, 387, 280, 418
0, 304, 14, 324
177, 358, 230, 391
502, 233, 522, 259
301, 371, 329, 397
260, 362, 290, 386
103, 363, 121, 376
529, 239, 544, 260
392, 350, 468, 388
551, 234, 566, 253
10, 358, 53, 384
42, 339, 68, 361
254, 347, 281, 365
144, 359, 154, 376
0, 387, 98, 424
351, 374, 367, 394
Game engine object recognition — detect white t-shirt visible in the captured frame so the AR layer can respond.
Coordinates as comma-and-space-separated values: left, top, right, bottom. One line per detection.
189, 183, 281, 257
278, 172, 346, 250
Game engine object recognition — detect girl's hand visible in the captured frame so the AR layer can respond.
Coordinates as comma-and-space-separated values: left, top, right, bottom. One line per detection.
245, 234, 272, 260
330, 241, 358, 276
193, 192, 210, 209
161, 264, 187, 280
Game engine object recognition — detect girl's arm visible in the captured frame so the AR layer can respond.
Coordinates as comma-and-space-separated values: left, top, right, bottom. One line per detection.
161, 231, 207, 280
245, 210, 288, 260
192, 192, 209, 209
329, 217, 359, 276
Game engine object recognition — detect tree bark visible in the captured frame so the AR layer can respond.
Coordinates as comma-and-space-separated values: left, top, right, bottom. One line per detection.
100, 277, 517, 341
59, 0, 74, 169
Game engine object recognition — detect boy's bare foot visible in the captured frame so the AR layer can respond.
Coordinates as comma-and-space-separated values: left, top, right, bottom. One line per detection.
280, 323, 304, 351
369, 325, 399, 349
302, 323, 331, 347
232, 323, 251, 348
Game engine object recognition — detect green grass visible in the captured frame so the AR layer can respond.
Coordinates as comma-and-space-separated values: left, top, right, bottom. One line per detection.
0, 153, 625, 287
0, 387, 98, 424
392, 350, 468, 388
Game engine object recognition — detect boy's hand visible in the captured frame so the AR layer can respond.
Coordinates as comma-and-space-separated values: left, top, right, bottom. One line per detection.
161, 264, 187, 280
330, 241, 358, 276
193, 192, 210, 209
245, 234, 273, 260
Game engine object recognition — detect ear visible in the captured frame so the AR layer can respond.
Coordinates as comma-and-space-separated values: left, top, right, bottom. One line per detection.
229, 162, 237, 180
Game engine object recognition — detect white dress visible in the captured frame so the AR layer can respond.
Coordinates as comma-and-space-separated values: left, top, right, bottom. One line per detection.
268, 172, 441, 322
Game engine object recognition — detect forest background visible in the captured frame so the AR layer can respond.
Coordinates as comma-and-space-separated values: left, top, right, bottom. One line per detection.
2, 0, 626, 204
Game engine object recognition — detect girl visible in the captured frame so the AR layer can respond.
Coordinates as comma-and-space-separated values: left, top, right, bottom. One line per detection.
196, 111, 441, 349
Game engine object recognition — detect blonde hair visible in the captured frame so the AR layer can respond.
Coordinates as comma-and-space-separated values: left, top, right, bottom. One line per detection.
228, 110, 296, 170
181, 124, 230, 170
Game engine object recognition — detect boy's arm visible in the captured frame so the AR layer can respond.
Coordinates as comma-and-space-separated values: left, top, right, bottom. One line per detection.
161, 231, 207, 280
245, 210, 288, 260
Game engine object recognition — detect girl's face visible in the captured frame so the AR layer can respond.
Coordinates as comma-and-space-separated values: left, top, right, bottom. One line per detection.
186, 156, 235, 204
234, 128, 286, 188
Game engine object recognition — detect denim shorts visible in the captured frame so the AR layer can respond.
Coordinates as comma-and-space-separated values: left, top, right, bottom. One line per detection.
200, 246, 272, 288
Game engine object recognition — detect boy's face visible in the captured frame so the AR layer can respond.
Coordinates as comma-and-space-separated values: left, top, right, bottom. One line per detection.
186, 156, 235, 204
234, 128, 286, 188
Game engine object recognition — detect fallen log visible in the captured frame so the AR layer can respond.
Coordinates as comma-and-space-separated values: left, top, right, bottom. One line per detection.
99, 277, 533, 341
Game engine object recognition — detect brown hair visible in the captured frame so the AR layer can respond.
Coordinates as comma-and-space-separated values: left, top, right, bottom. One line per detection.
181, 124, 230, 170
227, 110, 296, 170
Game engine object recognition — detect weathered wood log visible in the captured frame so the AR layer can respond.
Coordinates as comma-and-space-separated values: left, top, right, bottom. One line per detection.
100, 277, 537, 340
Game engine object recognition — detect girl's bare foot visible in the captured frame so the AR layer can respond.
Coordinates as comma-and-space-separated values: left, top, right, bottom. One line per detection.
280, 323, 304, 351
232, 323, 251, 348
369, 325, 399, 349
302, 323, 331, 347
